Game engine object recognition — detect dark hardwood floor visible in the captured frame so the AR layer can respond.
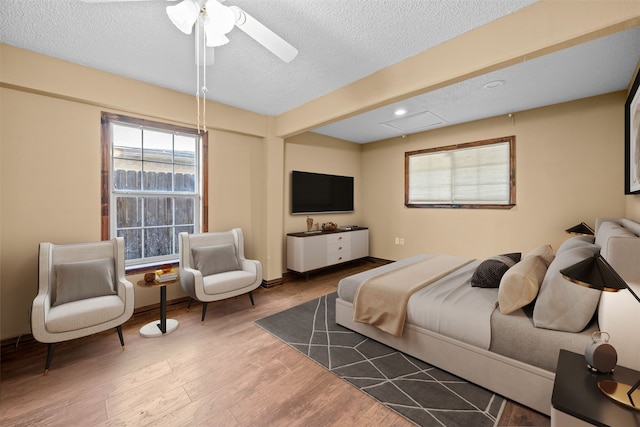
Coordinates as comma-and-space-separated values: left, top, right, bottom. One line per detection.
0, 260, 550, 426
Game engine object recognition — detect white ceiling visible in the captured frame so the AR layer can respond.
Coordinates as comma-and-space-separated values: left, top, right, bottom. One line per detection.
1, 0, 638, 143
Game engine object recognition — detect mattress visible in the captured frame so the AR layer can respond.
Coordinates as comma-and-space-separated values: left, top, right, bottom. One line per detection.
489, 304, 597, 372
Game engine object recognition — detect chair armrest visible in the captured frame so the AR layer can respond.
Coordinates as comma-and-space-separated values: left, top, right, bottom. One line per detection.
116, 278, 135, 321
239, 259, 257, 274
180, 266, 203, 300
240, 259, 262, 285
31, 292, 51, 342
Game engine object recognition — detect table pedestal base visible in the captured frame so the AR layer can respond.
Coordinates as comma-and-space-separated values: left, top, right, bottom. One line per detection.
139, 319, 179, 338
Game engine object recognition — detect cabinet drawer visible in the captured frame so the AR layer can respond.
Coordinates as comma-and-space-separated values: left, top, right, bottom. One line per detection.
327, 251, 348, 265
326, 233, 350, 245
327, 238, 350, 265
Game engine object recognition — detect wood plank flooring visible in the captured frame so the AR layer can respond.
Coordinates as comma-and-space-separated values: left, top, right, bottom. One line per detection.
1, 260, 550, 426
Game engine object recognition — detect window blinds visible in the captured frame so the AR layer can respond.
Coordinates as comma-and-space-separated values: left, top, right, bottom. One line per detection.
407, 141, 510, 205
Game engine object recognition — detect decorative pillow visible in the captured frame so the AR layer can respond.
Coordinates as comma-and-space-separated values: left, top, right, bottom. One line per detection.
470, 253, 521, 288
53, 258, 116, 307
533, 245, 601, 332
523, 244, 555, 267
556, 235, 595, 254
498, 255, 547, 314
192, 244, 240, 277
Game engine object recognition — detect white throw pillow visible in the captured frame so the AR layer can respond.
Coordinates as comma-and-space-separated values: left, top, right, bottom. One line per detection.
498, 255, 547, 314
523, 244, 555, 267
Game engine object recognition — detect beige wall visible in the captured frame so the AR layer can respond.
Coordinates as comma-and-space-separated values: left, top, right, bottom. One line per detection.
283, 133, 364, 238
362, 92, 627, 261
0, 47, 270, 340
2, 1, 640, 340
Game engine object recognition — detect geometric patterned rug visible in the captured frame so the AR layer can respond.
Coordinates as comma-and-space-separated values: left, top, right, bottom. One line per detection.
255, 293, 505, 427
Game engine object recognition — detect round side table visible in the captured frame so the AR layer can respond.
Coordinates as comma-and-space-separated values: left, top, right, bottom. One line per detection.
136, 279, 180, 338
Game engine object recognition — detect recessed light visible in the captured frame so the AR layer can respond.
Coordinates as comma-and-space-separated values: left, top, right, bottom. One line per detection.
483, 80, 505, 89
394, 108, 407, 116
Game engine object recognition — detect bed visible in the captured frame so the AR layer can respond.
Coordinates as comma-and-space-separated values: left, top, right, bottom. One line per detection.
335, 218, 640, 416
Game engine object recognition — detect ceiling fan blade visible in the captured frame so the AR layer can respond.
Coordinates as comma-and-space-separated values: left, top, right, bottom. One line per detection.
229, 6, 298, 63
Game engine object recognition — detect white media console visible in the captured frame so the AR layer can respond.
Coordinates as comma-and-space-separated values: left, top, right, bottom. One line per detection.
286, 227, 369, 273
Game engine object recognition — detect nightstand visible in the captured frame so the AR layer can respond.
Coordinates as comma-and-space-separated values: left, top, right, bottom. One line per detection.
551, 349, 640, 426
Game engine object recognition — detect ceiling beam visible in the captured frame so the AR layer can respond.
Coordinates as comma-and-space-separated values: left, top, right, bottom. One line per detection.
275, 0, 640, 139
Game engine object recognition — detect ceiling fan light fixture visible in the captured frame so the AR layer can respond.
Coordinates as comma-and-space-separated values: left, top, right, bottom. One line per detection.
202, 2, 234, 47
204, 30, 229, 47
166, 0, 201, 35
204, 0, 235, 34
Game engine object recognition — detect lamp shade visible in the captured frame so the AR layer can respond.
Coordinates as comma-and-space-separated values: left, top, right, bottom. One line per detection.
166, 0, 201, 35
565, 222, 595, 235
203, 0, 235, 47
560, 254, 627, 292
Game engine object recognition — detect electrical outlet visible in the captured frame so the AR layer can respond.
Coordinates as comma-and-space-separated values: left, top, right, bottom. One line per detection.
399, 238, 405, 245
395, 237, 399, 245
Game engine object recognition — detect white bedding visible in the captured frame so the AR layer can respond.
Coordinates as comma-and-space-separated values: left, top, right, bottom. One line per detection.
338, 256, 498, 350
353, 254, 473, 336
407, 260, 498, 349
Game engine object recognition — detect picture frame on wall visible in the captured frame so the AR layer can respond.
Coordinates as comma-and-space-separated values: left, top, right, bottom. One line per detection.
625, 70, 640, 194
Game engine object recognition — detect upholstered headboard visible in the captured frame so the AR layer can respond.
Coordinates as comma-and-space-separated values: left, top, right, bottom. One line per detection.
595, 218, 640, 371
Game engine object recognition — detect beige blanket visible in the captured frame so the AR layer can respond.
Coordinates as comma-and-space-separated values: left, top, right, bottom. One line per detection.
353, 254, 473, 336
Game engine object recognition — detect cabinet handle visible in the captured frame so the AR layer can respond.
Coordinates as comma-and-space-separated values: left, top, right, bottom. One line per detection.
338, 237, 343, 240
338, 257, 343, 261
339, 246, 342, 250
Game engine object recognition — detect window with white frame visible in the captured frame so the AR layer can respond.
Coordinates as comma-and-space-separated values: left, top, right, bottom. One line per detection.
101, 113, 208, 268
405, 136, 515, 209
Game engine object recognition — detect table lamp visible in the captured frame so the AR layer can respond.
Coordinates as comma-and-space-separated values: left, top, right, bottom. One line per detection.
560, 254, 640, 411
565, 222, 595, 235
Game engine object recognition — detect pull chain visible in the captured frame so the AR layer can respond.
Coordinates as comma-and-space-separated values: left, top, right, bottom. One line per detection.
194, 16, 208, 133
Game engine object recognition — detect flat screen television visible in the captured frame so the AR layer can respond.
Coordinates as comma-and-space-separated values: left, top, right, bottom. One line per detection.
291, 170, 354, 214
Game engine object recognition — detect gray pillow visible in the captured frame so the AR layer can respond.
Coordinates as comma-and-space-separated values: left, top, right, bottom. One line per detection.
556, 235, 595, 254
192, 244, 240, 277
53, 258, 116, 307
471, 253, 521, 288
533, 245, 601, 332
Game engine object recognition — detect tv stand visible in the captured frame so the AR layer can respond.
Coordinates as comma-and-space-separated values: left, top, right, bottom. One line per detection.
286, 227, 369, 273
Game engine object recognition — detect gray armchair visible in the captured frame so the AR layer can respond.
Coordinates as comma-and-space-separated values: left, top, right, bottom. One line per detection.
31, 237, 134, 374
179, 228, 262, 322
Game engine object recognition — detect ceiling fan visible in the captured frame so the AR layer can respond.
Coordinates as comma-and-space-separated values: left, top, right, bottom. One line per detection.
80, 0, 299, 63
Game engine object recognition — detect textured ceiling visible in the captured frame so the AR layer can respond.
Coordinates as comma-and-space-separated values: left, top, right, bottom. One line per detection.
1, 0, 638, 143
315, 26, 640, 143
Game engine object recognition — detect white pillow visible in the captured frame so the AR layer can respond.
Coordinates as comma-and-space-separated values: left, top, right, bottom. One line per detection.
523, 244, 555, 267
498, 255, 547, 314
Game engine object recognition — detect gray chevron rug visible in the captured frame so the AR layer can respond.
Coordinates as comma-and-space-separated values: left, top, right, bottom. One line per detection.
255, 292, 505, 427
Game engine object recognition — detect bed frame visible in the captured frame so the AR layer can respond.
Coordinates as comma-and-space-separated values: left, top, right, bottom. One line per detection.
335, 218, 640, 416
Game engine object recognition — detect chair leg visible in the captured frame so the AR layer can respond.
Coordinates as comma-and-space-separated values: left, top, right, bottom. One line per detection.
116, 325, 125, 350
44, 343, 55, 376
249, 291, 255, 306
201, 302, 208, 323
186, 298, 193, 312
